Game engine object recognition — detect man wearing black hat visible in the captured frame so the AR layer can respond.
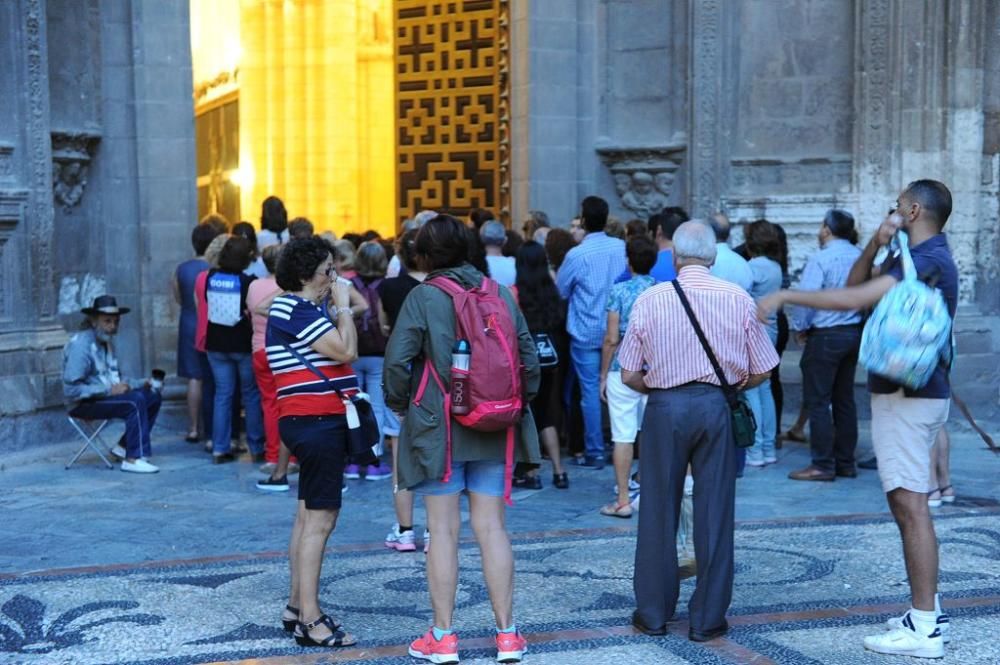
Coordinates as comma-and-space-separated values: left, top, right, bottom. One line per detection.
63, 295, 161, 473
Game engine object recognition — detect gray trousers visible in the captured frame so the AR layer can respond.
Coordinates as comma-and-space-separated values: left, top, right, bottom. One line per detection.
633, 383, 736, 633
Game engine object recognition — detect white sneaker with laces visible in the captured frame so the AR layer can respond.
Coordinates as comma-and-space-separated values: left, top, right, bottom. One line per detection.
121, 458, 159, 474
865, 613, 944, 659
385, 523, 417, 552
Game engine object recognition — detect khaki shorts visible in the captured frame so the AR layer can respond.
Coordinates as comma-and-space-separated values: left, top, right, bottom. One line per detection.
870, 390, 950, 494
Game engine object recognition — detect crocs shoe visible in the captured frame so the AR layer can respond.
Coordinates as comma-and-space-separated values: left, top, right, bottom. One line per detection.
408, 629, 459, 664
496, 630, 527, 663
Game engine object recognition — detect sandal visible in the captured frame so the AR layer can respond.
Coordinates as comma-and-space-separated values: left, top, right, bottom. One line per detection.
295, 614, 356, 648
782, 429, 807, 443
600, 501, 633, 519
281, 604, 299, 633
939, 484, 956, 504
928, 489, 943, 508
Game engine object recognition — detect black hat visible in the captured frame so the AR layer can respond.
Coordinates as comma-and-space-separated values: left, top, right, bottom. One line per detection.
81, 295, 130, 316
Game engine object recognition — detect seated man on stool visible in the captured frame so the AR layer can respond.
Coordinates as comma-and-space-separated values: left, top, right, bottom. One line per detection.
63, 295, 161, 474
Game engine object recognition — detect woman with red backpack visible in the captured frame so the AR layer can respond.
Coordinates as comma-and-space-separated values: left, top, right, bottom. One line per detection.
384, 214, 540, 665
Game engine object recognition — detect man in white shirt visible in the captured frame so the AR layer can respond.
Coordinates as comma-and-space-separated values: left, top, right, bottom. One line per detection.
708, 214, 753, 293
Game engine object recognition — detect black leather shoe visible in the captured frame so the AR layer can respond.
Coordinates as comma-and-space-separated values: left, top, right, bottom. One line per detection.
858, 456, 878, 470
212, 452, 236, 465
689, 621, 728, 642
631, 610, 667, 636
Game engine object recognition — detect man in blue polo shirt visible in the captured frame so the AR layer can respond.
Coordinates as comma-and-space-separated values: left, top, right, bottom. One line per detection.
757, 179, 958, 659
614, 208, 687, 284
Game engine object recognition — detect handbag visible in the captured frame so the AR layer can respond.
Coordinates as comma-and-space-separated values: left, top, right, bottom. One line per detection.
671, 280, 757, 448
278, 341, 380, 466
533, 332, 559, 368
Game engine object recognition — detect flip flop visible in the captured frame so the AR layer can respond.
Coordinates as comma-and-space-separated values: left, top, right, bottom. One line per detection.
600, 501, 633, 519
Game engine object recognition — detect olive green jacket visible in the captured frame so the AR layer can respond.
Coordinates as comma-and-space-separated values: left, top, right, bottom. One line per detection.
383, 263, 541, 490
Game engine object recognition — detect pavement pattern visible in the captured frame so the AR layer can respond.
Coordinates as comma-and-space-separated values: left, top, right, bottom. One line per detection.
1, 412, 999, 664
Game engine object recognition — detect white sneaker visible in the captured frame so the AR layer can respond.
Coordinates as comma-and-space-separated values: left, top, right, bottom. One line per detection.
385, 523, 417, 552
423, 529, 431, 554
764, 455, 778, 464
121, 458, 159, 474
111, 445, 126, 459
886, 611, 950, 644
864, 615, 944, 659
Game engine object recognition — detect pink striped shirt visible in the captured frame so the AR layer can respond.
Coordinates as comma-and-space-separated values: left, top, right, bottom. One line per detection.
618, 266, 779, 389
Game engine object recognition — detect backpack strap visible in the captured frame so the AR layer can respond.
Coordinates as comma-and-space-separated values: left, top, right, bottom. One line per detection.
426, 275, 466, 297
479, 277, 499, 296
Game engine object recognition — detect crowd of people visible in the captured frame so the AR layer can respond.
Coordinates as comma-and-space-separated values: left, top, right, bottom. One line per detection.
60, 179, 974, 662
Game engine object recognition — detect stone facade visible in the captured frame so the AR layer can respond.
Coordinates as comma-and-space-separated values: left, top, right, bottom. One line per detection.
1, 1, 999, 449
514, 0, 1000, 311
0, 0, 196, 451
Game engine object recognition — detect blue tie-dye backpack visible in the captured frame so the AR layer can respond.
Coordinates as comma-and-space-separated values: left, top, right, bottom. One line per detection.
859, 231, 952, 390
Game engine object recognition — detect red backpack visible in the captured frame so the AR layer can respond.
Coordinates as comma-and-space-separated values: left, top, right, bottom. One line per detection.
413, 276, 524, 504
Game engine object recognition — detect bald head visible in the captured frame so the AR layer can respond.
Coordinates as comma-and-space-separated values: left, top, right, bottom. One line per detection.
709, 213, 731, 242
672, 219, 717, 267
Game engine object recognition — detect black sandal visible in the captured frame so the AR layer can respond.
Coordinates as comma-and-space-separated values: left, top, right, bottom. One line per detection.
294, 614, 355, 648
282, 604, 299, 633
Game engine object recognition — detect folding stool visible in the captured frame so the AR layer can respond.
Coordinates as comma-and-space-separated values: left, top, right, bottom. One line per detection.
65, 415, 114, 470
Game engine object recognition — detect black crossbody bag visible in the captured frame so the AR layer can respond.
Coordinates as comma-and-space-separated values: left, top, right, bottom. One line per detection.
671, 280, 757, 448
278, 339, 380, 466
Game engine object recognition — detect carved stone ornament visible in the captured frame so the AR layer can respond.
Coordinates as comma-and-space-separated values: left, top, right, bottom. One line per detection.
0, 143, 13, 180
596, 142, 686, 220
51, 131, 100, 211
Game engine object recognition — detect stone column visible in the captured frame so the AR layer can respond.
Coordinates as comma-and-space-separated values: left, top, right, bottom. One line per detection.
0, 0, 70, 446
687, 0, 724, 217
855, 0, 987, 303
98, 0, 196, 375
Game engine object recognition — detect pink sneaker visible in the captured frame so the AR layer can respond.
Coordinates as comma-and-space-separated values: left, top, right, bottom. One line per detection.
408, 629, 459, 663
496, 630, 527, 663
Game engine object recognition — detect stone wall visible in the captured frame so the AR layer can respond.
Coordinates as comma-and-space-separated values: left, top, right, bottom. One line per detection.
515, 0, 1000, 311
0, 0, 196, 452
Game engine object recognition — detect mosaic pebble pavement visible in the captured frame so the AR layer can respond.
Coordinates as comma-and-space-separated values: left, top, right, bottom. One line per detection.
1, 510, 999, 665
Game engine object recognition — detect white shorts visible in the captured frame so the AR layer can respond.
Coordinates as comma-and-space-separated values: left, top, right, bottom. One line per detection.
870, 390, 950, 494
607, 371, 647, 444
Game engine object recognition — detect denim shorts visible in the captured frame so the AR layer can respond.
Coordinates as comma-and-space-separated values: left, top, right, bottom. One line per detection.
412, 460, 506, 497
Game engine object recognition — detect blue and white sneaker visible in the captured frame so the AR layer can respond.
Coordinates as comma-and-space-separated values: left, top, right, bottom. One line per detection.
886, 610, 950, 644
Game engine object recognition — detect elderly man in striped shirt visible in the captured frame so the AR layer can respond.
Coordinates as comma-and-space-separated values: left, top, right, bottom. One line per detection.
618, 220, 779, 642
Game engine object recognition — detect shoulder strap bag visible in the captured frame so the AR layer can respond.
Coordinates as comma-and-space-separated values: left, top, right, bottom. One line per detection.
671, 279, 757, 448
278, 337, 380, 465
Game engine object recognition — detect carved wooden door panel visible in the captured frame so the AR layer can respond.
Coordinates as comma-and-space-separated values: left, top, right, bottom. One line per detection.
394, 0, 509, 226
